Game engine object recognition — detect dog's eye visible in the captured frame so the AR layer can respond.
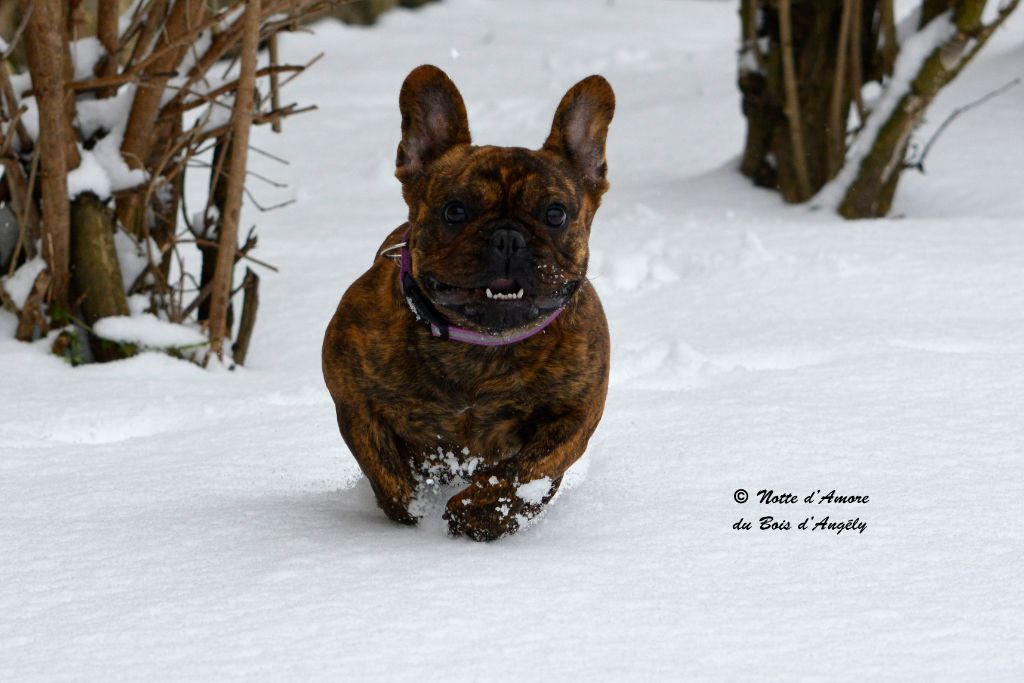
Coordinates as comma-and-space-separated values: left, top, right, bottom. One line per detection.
544, 203, 568, 229
442, 200, 469, 227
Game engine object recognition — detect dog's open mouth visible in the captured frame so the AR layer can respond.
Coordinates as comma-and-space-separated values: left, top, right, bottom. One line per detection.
421, 275, 579, 331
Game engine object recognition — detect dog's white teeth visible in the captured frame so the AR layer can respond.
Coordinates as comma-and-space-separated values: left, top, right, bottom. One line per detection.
486, 288, 524, 301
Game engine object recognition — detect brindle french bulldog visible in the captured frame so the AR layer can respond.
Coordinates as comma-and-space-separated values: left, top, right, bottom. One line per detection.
323, 65, 614, 540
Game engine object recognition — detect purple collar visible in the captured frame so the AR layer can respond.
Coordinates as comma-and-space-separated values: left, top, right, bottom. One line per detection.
380, 238, 566, 347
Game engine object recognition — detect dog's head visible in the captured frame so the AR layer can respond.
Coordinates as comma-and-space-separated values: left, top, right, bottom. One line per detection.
395, 65, 615, 334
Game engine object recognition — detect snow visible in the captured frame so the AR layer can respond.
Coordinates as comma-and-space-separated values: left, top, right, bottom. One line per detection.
2, 1, 1024, 679
516, 476, 553, 505
76, 87, 136, 139
66, 146, 113, 199
1, 256, 46, 308
69, 37, 105, 82
92, 313, 206, 349
71, 87, 150, 196
113, 229, 153, 292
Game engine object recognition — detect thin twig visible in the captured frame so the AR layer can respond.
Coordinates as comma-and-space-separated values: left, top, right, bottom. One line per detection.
248, 145, 291, 166
243, 189, 295, 213
161, 64, 306, 114
0, 61, 32, 151
268, 34, 282, 132
880, 0, 897, 78
187, 237, 279, 272
905, 77, 1021, 173
741, 0, 767, 72
277, 51, 324, 90
828, 0, 853, 179
186, 158, 289, 189
4, 148, 40, 275
1, 5, 33, 60
847, 0, 865, 123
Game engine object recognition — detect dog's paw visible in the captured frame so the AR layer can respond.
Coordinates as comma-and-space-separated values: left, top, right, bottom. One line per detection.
372, 480, 421, 526
379, 500, 420, 526
443, 473, 554, 541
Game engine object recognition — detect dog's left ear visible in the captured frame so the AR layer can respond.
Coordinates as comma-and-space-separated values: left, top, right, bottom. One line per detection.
396, 65, 472, 183
543, 75, 615, 190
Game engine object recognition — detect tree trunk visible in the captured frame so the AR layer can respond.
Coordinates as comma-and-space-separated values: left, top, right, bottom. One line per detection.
70, 193, 132, 361
22, 0, 80, 309
739, 0, 873, 202
207, 0, 260, 360
117, 0, 206, 236
94, 0, 121, 99
6, 0, 326, 361
198, 136, 232, 325
839, 0, 1019, 218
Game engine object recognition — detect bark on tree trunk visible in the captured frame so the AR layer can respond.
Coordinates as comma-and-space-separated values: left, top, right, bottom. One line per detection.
198, 136, 232, 325
117, 0, 205, 236
739, 0, 869, 202
22, 0, 81, 309
95, 0, 121, 99
6, 0, 325, 360
839, 0, 1019, 218
739, 0, 1015, 218
70, 193, 132, 361
207, 0, 260, 360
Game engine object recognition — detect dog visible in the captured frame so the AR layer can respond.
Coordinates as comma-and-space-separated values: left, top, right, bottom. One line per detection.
322, 65, 614, 541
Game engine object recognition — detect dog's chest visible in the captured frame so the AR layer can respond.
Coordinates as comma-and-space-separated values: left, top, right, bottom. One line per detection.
390, 332, 578, 464
404, 385, 531, 463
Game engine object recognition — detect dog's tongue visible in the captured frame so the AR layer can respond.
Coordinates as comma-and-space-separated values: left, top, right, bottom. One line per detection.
488, 278, 516, 293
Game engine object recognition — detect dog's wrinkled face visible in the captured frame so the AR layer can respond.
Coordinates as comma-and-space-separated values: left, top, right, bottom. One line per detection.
394, 65, 615, 333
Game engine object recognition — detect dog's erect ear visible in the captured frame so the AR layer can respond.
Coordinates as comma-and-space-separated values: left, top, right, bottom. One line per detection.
543, 75, 615, 189
396, 65, 471, 183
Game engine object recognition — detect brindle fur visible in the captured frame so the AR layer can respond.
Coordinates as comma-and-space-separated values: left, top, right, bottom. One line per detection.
322, 65, 614, 541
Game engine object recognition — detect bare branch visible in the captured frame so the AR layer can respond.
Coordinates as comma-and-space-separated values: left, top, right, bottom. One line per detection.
828, 0, 854, 179
94, 0, 121, 98
777, 0, 812, 200
905, 77, 1021, 173
208, 0, 261, 359
23, 0, 80, 306
1, 5, 33, 60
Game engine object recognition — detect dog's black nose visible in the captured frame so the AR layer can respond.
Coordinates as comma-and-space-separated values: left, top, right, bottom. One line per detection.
490, 228, 527, 259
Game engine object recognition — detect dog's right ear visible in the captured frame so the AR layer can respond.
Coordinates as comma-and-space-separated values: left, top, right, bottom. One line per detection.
396, 65, 471, 183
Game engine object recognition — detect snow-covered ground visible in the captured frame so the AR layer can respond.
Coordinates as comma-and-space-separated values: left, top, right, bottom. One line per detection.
3, 1, 1023, 679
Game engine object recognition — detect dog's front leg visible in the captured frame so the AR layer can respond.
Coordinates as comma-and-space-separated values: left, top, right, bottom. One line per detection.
444, 411, 595, 541
334, 403, 419, 525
